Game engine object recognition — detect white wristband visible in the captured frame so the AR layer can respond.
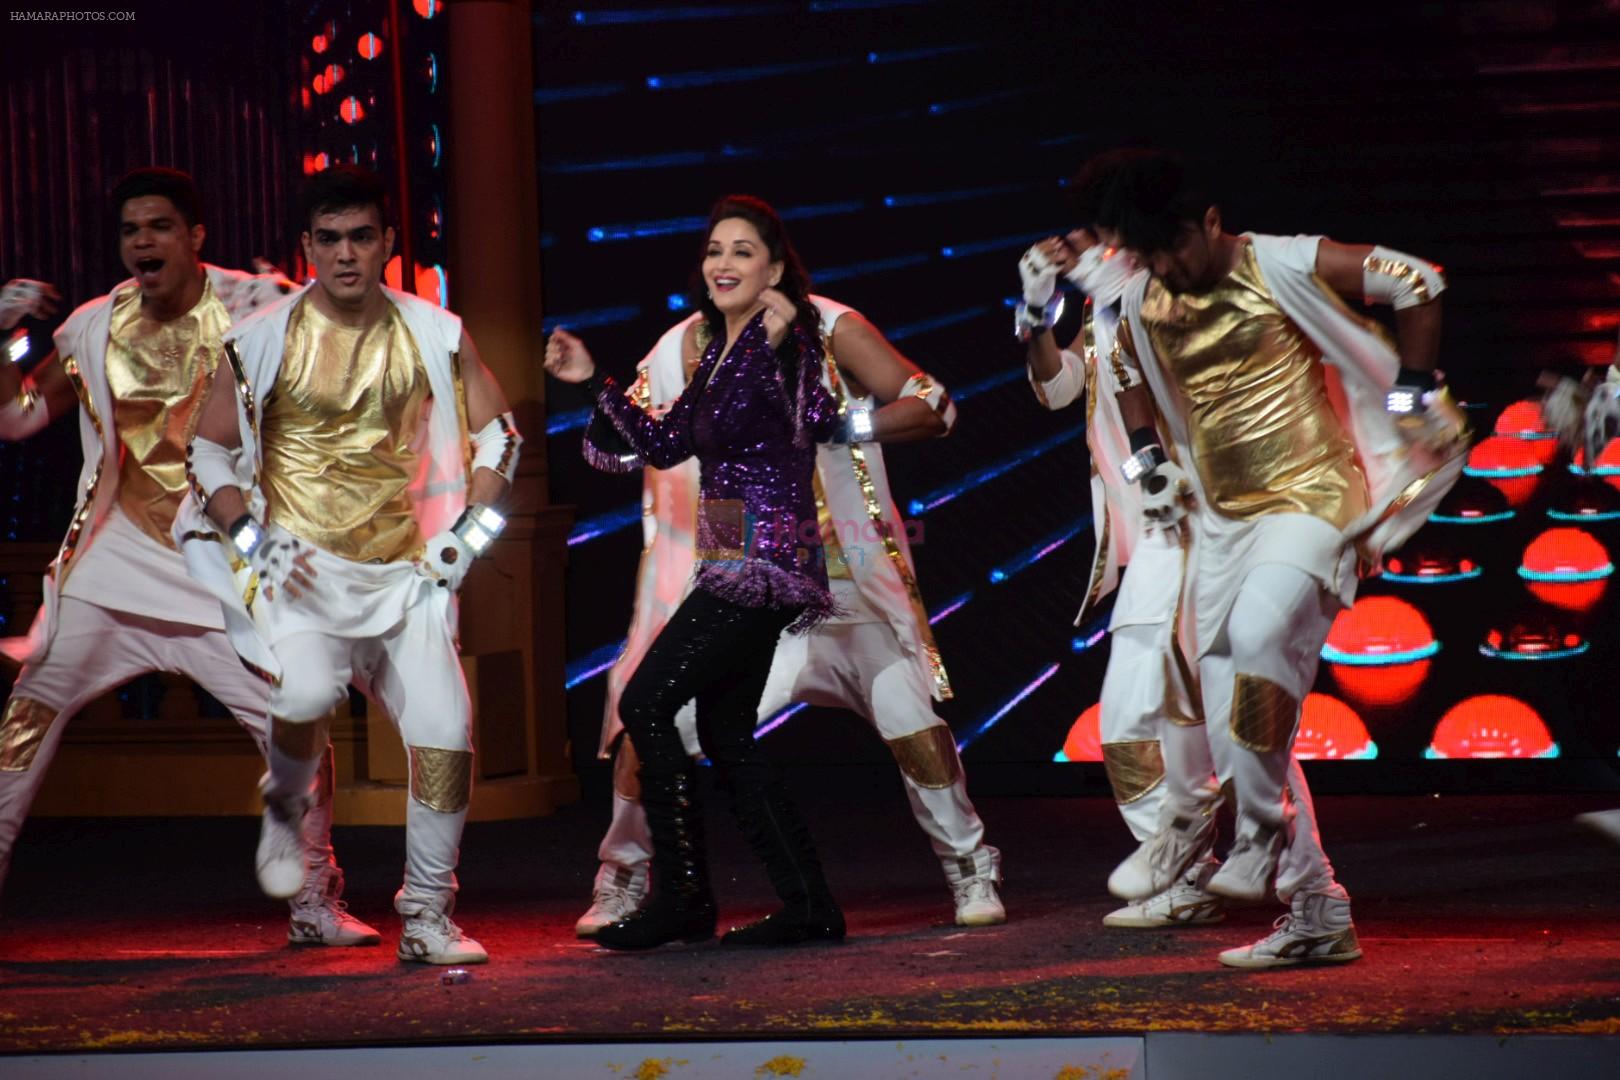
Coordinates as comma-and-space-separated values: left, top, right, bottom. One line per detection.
470, 412, 523, 484
187, 435, 241, 503
1363, 247, 1446, 310
900, 372, 957, 433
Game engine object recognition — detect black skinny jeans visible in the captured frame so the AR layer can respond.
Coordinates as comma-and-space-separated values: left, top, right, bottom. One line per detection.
617, 588, 799, 787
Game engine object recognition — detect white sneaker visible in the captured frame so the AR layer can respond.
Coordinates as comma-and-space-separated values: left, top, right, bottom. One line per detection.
1206, 822, 1284, 904
574, 863, 649, 938
1575, 809, 1620, 846
1218, 891, 1361, 969
289, 897, 382, 946
398, 909, 488, 965
952, 874, 1006, 927
255, 775, 311, 901
1108, 810, 1216, 901
1104, 865, 1224, 928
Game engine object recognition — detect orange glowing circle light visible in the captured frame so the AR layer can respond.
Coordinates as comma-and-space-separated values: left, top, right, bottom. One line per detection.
358, 32, 384, 59
1521, 527, 1612, 610
312, 152, 330, 172
1465, 435, 1545, 506
1323, 596, 1436, 706
1058, 703, 1104, 763
311, 34, 329, 54
340, 96, 366, 124
1572, 439, 1620, 474
1428, 695, 1556, 759
313, 73, 328, 95
413, 0, 440, 17
1571, 445, 1620, 506
1494, 400, 1552, 439
1294, 694, 1375, 760
323, 64, 345, 89
1493, 400, 1559, 469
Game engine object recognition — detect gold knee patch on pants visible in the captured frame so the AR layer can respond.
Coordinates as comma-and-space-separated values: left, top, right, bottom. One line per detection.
409, 746, 473, 812
612, 736, 642, 801
1102, 739, 1166, 804
1230, 673, 1299, 754
885, 726, 961, 789
0, 697, 55, 772
271, 715, 327, 761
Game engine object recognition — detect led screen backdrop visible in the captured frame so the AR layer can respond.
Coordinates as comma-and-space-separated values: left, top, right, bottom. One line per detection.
537, 1, 1620, 781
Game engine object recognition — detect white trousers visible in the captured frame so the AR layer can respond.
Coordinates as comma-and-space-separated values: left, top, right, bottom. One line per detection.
1099, 618, 1215, 842
0, 597, 339, 902
598, 618, 999, 885
1197, 562, 1345, 902
264, 592, 471, 914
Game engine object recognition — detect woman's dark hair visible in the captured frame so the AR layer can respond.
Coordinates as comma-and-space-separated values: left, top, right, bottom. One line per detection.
696, 194, 820, 375
1074, 148, 1213, 256
111, 167, 204, 228
299, 163, 391, 231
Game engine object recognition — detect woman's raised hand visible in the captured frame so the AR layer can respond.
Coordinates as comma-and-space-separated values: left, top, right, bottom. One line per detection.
544, 327, 596, 383
759, 288, 798, 350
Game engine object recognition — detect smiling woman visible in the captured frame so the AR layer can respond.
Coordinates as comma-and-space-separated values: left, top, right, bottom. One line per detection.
544, 195, 853, 952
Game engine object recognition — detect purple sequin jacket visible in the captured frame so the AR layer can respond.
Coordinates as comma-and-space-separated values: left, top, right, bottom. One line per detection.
583, 311, 841, 631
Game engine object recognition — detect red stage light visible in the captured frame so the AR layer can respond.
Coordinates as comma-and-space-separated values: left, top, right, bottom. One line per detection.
1494, 399, 1552, 439
1429, 475, 1513, 524
1480, 611, 1588, 661
413, 0, 440, 17
340, 96, 366, 124
324, 64, 345, 90
1549, 477, 1620, 522
1570, 441, 1620, 471
1520, 527, 1612, 610
312, 152, 330, 172
312, 34, 329, 54
1323, 596, 1437, 706
1465, 435, 1545, 507
313, 73, 328, 95
1428, 695, 1557, 759
1295, 694, 1376, 760
358, 32, 384, 59
1056, 703, 1104, 763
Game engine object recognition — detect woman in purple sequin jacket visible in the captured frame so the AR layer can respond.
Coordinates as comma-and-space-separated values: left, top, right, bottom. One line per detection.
544, 196, 852, 952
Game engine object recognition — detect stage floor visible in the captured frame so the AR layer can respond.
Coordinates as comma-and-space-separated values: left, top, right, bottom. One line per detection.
2, 781, 1618, 1055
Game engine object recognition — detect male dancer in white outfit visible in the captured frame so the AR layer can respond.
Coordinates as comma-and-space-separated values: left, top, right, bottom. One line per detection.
0, 168, 378, 946
1015, 233, 1223, 929
1080, 149, 1465, 967
180, 165, 522, 965
559, 295, 1005, 934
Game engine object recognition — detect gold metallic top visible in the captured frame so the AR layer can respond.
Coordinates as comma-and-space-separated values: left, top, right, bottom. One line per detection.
261, 298, 429, 563
1132, 243, 1368, 529
105, 279, 231, 549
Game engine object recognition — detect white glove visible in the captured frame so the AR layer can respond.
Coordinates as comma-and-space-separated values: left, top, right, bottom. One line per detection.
1018, 245, 1058, 309
418, 529, 475, 591
1140, 460, 1192, 528
1064, 244, 1134, 307
1, 279, 59, 331
234, 520, 313, 602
